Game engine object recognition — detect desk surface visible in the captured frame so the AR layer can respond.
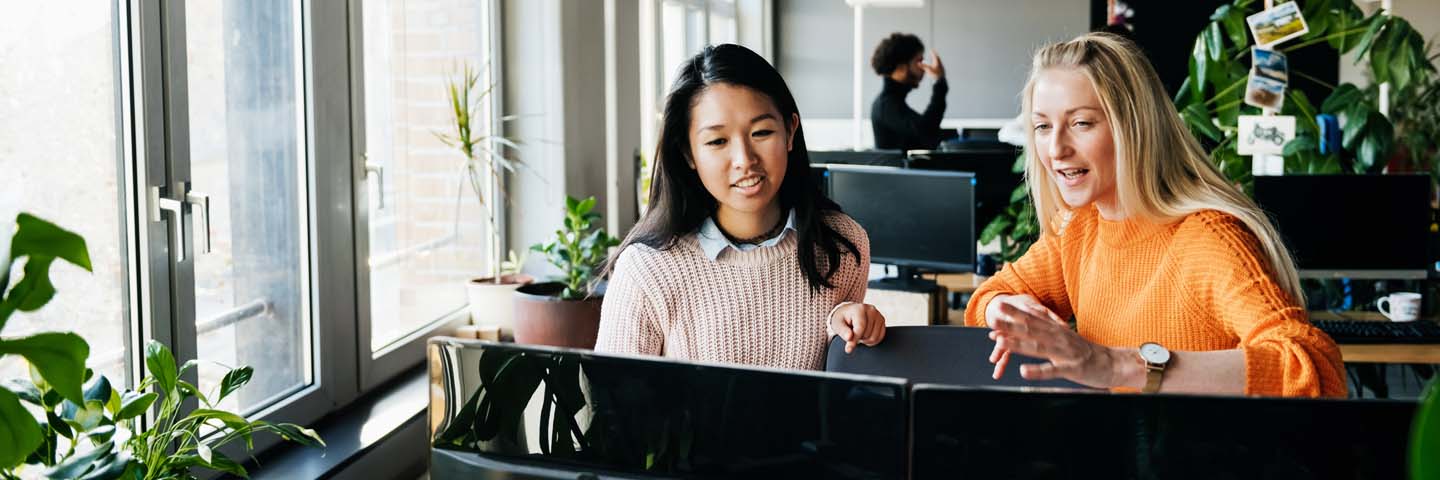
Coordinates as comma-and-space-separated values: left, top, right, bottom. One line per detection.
933, 288, 1439, 363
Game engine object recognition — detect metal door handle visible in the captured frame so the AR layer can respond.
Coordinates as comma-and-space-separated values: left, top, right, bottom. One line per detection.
365, 159, 385, 210
186, 191, 211, 255
150, 186, 187, 261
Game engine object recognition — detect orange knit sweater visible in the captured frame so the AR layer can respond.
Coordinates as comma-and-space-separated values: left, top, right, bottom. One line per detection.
965, 205, 1346, 398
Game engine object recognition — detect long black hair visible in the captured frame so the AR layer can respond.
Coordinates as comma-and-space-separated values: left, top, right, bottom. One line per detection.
603, 43, 859, 294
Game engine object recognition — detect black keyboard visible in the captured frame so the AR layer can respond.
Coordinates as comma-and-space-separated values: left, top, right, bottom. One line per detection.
1312, 319, 1440, 344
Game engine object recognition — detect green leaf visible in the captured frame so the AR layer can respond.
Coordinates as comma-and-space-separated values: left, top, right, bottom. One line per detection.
0, 333, 89, 404
577, 197, 596, 215
1352, 13, 1388, 63
2, 378, 42, 405
1190, 37, 1210, 99
217, 366, 253, 403
189, 409, 249, 435
73, 400, 106, 431
262, 422, 326, 448
1205, 23, 1224, 62
144, 340, 177, 395
1369, 27, 1394, 85
1320, 83, 1363, 114
10, 213, 92, 272
43, 440, 115, 479
47, 409, 72, 439
116, 391, 157, 421
1181, 102, 1222, 142
1413, 380, 1440, 480
74, 450, 133, 480
83, 375, 111, 406
177, 380, 209, 406
1282, 134, 1317, 157
0, 387, 42, 469
1356, 112, 1393, 171
978, 216, 1013, 245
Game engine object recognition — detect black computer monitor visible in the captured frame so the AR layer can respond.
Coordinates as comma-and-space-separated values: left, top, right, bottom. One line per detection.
911, 385, 1417, 479
1252, 174, 1432, 279
906, 146, 1024, 232
429, 340, 909, 479
827, 165, 976, 280
809, 149, 907, 168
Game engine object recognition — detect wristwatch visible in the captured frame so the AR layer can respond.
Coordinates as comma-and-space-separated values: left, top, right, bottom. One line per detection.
1138, 342, 1171, 394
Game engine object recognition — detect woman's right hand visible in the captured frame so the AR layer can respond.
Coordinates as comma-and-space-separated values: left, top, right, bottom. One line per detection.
984, 294, 1064, 379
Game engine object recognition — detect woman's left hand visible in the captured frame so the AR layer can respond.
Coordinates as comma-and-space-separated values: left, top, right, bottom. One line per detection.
830, 303, 887, 354
987, 302, 1127, 389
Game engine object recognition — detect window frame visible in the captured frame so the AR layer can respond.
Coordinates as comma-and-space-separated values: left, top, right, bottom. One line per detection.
348, 0, 506, 392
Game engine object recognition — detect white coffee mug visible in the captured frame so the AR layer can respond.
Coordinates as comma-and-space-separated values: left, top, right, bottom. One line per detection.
1376, 292, 1422, 322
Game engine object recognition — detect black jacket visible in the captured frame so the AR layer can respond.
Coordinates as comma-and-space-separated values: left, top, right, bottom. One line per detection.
870, 76, 949, 151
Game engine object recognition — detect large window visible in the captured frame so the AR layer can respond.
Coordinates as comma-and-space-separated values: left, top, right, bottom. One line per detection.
0, 2, 133, 388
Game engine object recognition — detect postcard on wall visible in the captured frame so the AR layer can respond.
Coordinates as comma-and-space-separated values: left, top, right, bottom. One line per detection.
1244, 73, 1287, 110
1237, 115, 1296, 156
1247, 2, 1310, 48
1251, 47, 1288, 84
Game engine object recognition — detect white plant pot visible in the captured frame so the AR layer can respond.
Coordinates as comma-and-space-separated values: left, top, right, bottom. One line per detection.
466, 274, 534, 330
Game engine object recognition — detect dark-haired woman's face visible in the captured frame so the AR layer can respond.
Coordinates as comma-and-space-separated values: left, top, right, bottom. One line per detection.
687, 83, 797, 224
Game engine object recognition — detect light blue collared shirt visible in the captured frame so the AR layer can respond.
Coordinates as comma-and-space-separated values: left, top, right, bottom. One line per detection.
696, 209, 798, 261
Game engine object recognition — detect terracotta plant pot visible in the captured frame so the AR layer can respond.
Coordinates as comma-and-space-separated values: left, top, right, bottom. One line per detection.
467, 274, 535, 332
512, 282, 603, 349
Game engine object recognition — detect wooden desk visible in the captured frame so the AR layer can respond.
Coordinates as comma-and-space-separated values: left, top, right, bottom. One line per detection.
1309, 311, 1440, 363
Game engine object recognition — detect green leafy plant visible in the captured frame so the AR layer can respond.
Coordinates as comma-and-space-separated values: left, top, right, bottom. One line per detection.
0, 214, 324, 479
5, 340, 325, 479
531, 196, 620, 300
978, 152, 1040, 263
0, 213, 93, 471
1414, 377, 1440, 480
1175, 0, 1436, 188
435, 61, 531, 284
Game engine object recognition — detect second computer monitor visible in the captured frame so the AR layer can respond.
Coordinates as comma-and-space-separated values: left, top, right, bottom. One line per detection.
827, 165, 976, 272
1252, 174, 1431, 278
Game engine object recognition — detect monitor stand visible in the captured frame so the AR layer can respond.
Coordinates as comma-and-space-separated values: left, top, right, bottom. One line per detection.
868, 266, 947, 325
869, 266, 941, 292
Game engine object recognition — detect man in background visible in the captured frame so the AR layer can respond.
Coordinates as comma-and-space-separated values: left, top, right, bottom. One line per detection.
870, 33, 947, 151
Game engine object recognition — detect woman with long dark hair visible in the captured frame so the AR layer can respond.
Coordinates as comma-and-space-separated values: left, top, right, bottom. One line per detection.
595, 44, 886, 370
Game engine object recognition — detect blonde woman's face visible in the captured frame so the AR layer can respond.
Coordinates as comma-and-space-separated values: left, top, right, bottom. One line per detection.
1030, 68, 1120, 218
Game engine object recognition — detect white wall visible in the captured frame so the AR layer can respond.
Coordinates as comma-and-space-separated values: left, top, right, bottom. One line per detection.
503, 0, 642, 277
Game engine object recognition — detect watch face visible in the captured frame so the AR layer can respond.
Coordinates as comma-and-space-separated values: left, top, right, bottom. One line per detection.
1140, 343, 1170, 364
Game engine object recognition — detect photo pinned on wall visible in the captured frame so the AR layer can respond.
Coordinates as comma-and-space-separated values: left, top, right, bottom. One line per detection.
1244, 74, 1286, 110
1237, 115, 1296, 156
1251, 47, 1288, 84
1247, 2, 1310, 48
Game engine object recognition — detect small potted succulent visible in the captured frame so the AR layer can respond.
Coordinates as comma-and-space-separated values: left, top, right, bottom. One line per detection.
513, 196, 619, 349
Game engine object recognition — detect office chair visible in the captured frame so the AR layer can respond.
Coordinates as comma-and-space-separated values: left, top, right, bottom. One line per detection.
824, 325, 1087, 389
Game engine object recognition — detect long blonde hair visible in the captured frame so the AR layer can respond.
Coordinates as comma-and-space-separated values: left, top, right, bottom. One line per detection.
1021, 32, 1304, 304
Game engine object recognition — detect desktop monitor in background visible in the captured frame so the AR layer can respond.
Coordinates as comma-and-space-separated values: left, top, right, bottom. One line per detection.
911, 386, 1416, 479
429, 340, 909, 479
826, 165, 976, 285
808, 149, 907, 168
1252, 174, 1431, 279
906, 146, 1023, 232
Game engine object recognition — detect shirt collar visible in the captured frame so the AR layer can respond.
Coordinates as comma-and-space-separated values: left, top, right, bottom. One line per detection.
697, 209, 797, 261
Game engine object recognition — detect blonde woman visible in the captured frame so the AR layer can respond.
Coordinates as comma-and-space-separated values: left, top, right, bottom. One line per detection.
966, 33, 1345, 397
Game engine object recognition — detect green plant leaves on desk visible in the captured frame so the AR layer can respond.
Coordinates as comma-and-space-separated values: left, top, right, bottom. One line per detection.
532, 196, 620, 300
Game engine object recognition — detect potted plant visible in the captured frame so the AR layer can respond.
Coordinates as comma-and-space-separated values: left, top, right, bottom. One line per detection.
0, 214, 323, 479
1173, 0, 1435, 186
435, 62, 535, 332
513, 196, 620, 349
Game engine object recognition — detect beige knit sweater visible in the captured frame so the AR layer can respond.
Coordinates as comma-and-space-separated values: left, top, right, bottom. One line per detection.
596, 213, 870, 370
